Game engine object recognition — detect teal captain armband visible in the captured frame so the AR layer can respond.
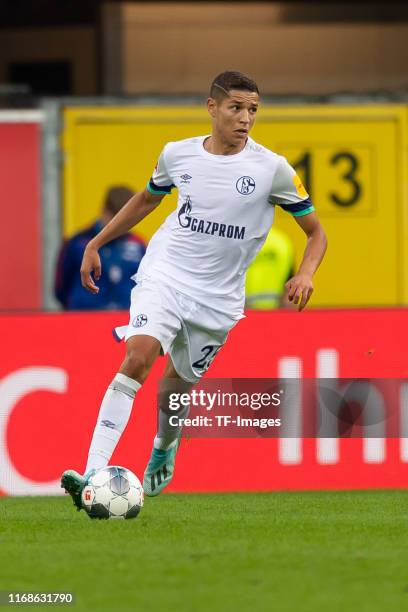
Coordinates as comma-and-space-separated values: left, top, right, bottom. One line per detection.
147, 178, 175, 195
278, 197, 315, 217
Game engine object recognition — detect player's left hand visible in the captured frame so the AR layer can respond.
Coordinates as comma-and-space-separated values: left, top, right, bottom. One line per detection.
285, 273, 314, 311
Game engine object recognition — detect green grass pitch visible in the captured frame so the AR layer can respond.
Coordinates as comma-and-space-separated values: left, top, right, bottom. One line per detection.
0, 491, 407, 611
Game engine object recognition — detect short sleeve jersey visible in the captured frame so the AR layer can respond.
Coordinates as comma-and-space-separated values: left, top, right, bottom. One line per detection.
137, 135, 314, 318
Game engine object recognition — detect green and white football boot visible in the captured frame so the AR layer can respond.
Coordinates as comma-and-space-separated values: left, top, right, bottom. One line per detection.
143, 441, 180, 497
61, 469, 96, 512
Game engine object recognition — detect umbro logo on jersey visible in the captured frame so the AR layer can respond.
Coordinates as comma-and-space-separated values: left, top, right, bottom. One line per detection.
236, 176, 256, 195
180, 174, 192, 184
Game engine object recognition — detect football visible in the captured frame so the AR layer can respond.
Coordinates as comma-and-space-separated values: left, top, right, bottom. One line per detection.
81, 466, 144, 520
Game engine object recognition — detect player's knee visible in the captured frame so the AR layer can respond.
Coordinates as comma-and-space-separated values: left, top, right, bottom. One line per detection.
122, 349, 152, 383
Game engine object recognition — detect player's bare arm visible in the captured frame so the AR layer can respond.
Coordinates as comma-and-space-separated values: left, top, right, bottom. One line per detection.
80, 189, 164, 293
285, 212, 327, 311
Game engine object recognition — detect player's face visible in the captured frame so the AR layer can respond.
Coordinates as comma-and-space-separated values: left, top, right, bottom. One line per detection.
209, 90, 259, 146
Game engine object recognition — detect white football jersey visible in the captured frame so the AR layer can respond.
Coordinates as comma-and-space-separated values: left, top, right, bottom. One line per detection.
136, 135, 314, 318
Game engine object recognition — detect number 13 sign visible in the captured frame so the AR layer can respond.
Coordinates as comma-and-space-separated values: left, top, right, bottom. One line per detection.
282, 146, 374, 216
252, 106, 406, 305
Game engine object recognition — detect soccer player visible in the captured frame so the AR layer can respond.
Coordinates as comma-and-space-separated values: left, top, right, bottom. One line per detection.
61, 71, 327, 509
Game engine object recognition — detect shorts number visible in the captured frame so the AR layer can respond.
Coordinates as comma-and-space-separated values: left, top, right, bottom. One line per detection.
192, 345, 221, 371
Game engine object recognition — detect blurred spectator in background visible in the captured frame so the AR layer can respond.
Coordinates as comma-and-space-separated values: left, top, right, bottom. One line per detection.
245, 226, 295, 309
55, 186, 145, 310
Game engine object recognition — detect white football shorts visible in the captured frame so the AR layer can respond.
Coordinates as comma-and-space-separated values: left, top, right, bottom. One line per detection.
113, 278, 242, 383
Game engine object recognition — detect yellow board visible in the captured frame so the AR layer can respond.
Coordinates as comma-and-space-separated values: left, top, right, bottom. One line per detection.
62, 105, 408, 306
62, 107, 212, 244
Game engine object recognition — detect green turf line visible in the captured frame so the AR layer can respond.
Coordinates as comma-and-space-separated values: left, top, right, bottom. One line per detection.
0, 491, 407, 611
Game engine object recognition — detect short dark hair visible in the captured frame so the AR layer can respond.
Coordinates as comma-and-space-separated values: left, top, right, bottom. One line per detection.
104, 186, 134, 216
210, 71, 259, 99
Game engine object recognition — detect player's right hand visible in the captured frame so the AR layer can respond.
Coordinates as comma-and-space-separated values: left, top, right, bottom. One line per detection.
80, 246, 102, 293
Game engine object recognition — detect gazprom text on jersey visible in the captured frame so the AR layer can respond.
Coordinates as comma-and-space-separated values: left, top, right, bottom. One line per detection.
182, 216, 246, 240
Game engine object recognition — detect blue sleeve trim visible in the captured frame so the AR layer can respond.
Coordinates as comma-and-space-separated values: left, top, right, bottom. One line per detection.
112, 328, 122, 343
147, 178, 174, 195
279, 197, 314, 216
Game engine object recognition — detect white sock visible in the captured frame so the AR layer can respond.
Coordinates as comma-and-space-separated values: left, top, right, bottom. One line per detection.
85, 373, 141, 473
153, 403, 190, 451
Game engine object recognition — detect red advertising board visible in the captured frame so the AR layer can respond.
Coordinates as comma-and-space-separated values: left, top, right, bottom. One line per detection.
0, 308, 407, 496
0, 116, 42, 310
